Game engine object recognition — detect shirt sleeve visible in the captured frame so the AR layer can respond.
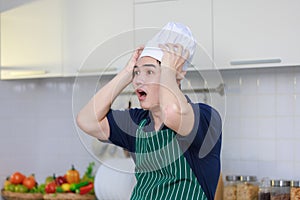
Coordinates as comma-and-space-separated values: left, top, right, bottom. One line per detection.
191, 103, 222, 157
176, 102, 222, 200
176, 103, 222, 155
106, 108, 148, 153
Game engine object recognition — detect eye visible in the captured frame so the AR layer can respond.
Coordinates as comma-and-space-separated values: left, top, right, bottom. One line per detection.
133, 70, 140, 76
147, 70, 154, 75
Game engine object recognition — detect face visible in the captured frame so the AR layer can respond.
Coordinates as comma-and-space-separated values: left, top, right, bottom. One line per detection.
132, 56, 161, 110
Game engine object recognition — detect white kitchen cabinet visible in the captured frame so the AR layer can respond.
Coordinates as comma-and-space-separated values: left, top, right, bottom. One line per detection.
1, 0, 134, 79
213, 0, 300, 69
62, 0, 134, 77
134, 0, 213, 70
1, 0, 63, 80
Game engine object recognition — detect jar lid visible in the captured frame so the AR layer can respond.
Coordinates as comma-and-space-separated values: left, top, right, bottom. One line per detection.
240, 175, 257, 182
260, 177, 271, 187
270, 180, 291, 187
291, 180, 300, 187
225, 175, 241, 181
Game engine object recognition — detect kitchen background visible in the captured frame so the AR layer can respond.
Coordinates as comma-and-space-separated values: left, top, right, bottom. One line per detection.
1, 66, 300, 186
1, 0, 300, 198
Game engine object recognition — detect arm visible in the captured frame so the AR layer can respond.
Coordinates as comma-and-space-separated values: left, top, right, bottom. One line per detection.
159, 43, 194, 136
76, 46, 144, 140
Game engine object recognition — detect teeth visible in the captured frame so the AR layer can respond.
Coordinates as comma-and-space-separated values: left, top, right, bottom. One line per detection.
136, 89, 146, 97
137, 89, 146, 94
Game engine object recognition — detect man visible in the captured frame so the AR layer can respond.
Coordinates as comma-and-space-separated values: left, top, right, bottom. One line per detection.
77, 22, 222, 200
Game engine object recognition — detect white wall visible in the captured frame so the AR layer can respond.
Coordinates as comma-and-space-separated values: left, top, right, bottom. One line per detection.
221, 66, 300, 180
0, 77, 98, 187
0, 66, 299, 194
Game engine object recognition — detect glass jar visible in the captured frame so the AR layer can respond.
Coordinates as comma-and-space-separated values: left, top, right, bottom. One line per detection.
270, 180, 290, 200
258, 177, 271, 200
290, 180, 300, 200
237, 175, 259, 200
223, 175, 241, 200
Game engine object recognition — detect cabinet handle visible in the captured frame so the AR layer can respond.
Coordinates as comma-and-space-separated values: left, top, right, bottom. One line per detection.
5, 70, 47, 77
77, 68, 117, 74
230, 58, 281, 66
134, 0, 177, 5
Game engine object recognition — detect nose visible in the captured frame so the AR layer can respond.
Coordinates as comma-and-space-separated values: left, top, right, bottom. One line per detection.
132, 73, 144, 87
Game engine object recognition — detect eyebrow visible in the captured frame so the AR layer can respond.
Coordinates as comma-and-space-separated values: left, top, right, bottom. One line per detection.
133, 64, 157, 69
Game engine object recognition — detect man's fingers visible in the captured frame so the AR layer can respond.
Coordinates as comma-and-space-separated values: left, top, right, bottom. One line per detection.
136, 45, 144, 56
182, 49, 190, 60
162, 43, 187, 58
159, 44, 169, 53
159, 43, 190, 69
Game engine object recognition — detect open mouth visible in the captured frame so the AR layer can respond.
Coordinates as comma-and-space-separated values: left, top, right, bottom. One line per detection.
135, 88, 147, 101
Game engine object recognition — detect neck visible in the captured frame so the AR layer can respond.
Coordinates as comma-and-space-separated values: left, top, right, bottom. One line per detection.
150, 106, 164, 131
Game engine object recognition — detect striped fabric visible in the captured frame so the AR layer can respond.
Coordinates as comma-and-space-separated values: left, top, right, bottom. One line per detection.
131, 119, 207, 200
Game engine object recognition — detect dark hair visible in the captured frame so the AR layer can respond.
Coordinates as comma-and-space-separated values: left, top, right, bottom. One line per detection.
157, 60, 161, 66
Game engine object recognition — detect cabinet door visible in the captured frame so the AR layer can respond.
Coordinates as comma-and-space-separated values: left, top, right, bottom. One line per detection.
1, 0, 62, 79
62, 0, 134, 77
214, 0, 300, 69
134, 0, 213, 70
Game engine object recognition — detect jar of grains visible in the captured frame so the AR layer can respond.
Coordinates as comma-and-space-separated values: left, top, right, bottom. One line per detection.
290, 180, 300, 200
270, 180, 290, 200
223, 175, 241, 200
237, 175, 259, 200
258, 177, 271, 200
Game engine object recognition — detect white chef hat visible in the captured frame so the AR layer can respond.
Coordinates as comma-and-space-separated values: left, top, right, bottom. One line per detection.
139, 22, 196, 71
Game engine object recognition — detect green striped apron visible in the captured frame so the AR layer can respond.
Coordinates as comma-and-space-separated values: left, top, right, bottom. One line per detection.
131, 119, 207, 200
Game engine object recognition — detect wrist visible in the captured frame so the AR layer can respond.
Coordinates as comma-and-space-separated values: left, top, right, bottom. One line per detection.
161, 62, 176, 69
160, 65, 177, 76
119, 68, 133, 84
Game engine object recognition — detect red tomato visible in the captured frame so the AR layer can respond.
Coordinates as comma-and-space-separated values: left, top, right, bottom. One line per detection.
45, 182, 57, 194
22, 175, 36, 189
10, 172, 25, 184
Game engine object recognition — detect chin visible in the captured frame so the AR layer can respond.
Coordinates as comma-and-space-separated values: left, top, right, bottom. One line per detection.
139, 103, 149, 110
139, 100, 155, 110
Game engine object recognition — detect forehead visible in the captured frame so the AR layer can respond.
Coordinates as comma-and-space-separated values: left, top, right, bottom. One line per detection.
136, 56, 159, 67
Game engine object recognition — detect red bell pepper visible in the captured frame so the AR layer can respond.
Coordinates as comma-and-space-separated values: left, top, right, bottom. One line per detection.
78, 182, 93, 195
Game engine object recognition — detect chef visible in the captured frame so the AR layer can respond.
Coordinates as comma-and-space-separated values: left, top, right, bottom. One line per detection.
76, 22, 222, 200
